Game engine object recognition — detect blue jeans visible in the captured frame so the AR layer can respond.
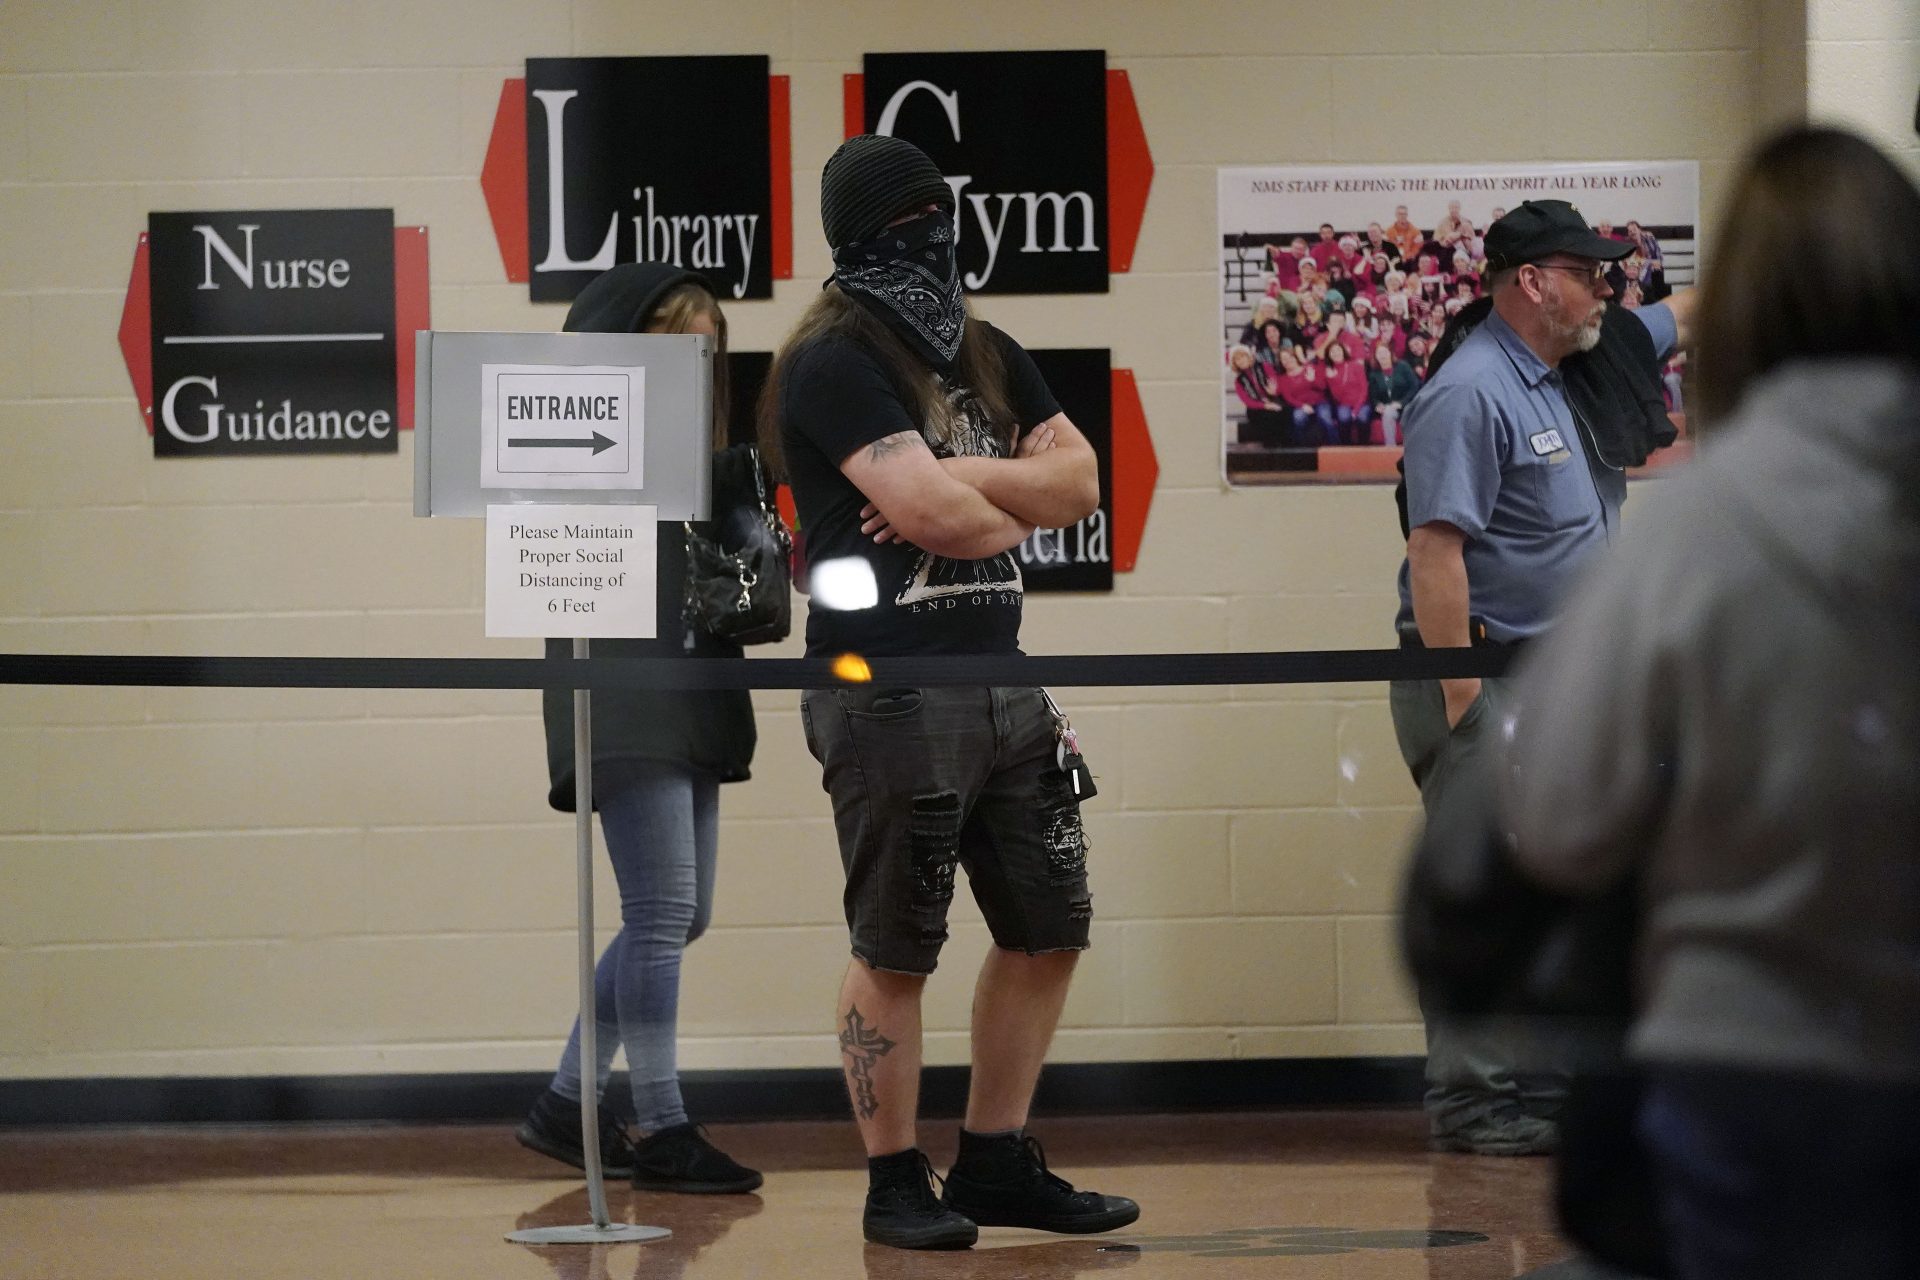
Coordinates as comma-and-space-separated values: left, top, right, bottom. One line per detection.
1310, 402, 1339, 445
549, 762, 718, 1132
1287, 405, 1321, 447
1331, 403, 1371, 446
1641, 1067, 1920, 1279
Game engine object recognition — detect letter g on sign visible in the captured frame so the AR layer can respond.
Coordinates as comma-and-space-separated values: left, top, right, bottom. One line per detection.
161, 375, 220, 444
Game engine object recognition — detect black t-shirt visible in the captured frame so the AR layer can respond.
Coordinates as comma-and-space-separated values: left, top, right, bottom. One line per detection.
780, 322, 1061, 657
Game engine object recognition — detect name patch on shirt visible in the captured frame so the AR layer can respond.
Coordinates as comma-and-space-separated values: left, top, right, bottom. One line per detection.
1528, 428, 1567, 457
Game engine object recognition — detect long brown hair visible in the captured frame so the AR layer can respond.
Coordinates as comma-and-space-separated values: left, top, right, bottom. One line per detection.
1692, 126, 1920, 428
649, 282, 731, 451
755, 287, 1011, 479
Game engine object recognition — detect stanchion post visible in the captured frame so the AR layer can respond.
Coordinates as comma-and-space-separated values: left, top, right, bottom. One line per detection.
504, 638, 668, 1248
573, 636, 611, 1229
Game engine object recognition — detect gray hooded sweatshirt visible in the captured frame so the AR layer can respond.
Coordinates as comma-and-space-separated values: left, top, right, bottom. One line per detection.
1502, 359, 1920, 1082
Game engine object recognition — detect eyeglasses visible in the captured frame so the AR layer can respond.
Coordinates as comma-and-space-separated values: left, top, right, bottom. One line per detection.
1531, 261, 1607, 286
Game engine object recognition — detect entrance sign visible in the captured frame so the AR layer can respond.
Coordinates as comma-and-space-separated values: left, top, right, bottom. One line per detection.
147, 208, 398, 456
485, 504, 656, 638
480, 363, 642, 488
413, 331, 709, 520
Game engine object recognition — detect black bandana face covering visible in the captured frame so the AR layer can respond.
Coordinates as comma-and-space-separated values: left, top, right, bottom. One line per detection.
831, 210, 965, 369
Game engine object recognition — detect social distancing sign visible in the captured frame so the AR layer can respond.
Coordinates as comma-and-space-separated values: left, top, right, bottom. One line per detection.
485, 504, 656, 638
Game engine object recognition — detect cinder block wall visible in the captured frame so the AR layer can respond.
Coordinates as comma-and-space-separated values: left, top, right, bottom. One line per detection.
1, 1, 1794, 1083
1806, 0, 1920, 177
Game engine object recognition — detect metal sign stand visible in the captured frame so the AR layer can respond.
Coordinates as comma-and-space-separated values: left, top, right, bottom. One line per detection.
412, 329, 708, 1250
507, 639, 670, 1249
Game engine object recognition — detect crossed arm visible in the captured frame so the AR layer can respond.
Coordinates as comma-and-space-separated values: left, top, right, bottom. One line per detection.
841, 412, 1100, 560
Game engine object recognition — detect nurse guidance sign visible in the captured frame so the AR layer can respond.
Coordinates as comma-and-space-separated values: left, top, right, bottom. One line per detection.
118, 208, 432, 457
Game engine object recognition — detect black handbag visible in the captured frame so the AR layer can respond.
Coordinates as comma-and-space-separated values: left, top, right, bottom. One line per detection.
682, 447, 792, 646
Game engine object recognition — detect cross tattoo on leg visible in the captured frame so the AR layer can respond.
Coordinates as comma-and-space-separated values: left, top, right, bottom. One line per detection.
839, 1005, 896, 1121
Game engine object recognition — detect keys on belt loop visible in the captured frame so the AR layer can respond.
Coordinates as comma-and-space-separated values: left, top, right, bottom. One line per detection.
1040, 687, 1096, 801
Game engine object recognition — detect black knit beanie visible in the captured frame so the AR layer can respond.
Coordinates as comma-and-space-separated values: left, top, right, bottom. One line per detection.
562, 262, 711, 334
819, 134, 953, 251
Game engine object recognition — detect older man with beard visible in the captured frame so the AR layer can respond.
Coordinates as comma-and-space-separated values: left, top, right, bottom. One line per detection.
1388, 199, 1681, 1157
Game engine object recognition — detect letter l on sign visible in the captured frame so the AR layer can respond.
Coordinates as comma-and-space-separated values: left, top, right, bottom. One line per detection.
532, 89, 617, 273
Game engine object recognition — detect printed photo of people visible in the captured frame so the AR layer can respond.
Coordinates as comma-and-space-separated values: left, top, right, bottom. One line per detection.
1218, 162, 1698, 484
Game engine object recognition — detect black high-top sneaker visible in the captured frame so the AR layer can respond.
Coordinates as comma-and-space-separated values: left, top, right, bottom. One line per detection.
514, 1088, 639, 1178
863, 1149, 978, 1250
628, 1123, 764, 1194
942, 1129, 1140, 1234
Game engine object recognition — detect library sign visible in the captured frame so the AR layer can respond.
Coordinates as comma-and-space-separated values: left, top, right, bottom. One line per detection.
480, 56, 793, 303
845, 50, 1154, 294
118, 208, 431, 456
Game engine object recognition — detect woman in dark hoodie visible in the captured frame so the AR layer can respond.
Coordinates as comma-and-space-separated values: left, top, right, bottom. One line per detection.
514, 263, 762, 1195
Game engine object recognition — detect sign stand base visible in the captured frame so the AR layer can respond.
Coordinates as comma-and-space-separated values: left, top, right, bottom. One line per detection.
506, 1224, 672, 1246
506, 637, 670, 1250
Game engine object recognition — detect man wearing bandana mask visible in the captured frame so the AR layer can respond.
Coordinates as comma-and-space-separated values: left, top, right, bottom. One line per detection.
761, 134, 1133, 1250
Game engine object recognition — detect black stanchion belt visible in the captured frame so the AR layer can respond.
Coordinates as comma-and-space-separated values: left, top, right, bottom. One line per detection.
0, 647, 1512, 692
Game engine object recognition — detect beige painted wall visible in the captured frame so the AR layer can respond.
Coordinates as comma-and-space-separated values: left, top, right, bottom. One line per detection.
2, 1, 1785, 1083
1806, 0, 1920, 177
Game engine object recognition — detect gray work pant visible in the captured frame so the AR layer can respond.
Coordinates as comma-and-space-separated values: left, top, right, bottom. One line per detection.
1389, 674, 1569, 1135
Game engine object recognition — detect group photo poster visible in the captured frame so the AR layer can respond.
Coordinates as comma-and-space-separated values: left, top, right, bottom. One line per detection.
1217, 161, 1699, 485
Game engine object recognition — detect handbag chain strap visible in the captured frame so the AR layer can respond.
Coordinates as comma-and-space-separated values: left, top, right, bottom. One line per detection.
683, 447, 788, 621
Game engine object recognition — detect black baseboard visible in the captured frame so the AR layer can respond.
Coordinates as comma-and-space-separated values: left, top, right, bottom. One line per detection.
0, 1057, 1422, 1128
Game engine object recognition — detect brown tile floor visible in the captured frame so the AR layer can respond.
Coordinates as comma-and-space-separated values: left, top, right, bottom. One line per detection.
0, 1110, 1589, 1279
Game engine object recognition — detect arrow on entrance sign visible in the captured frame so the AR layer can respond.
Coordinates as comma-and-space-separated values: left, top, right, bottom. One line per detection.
508, 433, 616, 454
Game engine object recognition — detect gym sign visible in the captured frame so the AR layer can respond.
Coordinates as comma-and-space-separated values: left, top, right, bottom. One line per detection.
845, 50, 1153, 294
117, 209, 431, 457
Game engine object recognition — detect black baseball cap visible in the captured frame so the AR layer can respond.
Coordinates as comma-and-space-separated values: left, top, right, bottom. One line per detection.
1484, 199, 1633, 271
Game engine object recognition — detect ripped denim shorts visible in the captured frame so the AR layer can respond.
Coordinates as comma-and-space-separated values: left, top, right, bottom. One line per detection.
800, 685, 1092, 975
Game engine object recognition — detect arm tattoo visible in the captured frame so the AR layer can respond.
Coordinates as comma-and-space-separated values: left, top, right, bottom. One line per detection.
866, 431, 924, 464
838, 1005, 897, 1121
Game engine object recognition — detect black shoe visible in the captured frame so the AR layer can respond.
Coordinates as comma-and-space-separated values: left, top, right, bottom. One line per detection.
943, 1131, 1140, 1234
515, 1089, 638, 1178
629, 1122, 764, 1194
864, 1150, 978, 1250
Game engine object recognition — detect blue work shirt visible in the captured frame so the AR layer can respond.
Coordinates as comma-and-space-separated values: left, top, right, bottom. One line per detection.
1394, 303, 1676, 642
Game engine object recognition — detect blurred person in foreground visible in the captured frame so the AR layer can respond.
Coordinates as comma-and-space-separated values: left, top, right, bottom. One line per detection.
1501, 125, 1920, 1278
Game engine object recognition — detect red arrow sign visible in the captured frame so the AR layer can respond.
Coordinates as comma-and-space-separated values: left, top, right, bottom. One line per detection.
1110, 368, 1156, 573
1105, 70, 1152, 274
117, 234, 153, 429
479, 78, 529, 283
